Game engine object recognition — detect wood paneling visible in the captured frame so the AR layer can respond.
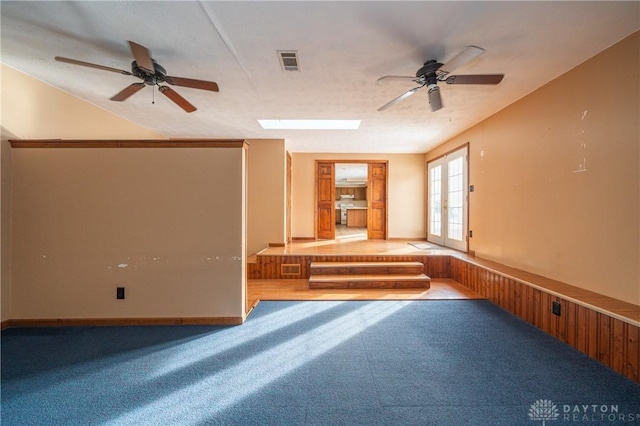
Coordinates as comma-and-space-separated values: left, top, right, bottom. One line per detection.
627, 325, 640, 381
449, 256, 640, 383
248, 254, 450, 280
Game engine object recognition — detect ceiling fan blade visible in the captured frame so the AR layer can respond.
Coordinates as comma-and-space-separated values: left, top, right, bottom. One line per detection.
376, 75, 419, 83
110, 83, 146, 101
444, 74, 504, 85
428, 86, 443, 112
439, 45, 485, 75
55, 56, 132, 75
377, 87, 421, 111
165, 76, 219, 92
158, 86, 196, 113
128, 41, 155, 74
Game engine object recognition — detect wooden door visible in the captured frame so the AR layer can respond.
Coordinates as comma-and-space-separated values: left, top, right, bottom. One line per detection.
316, 161, 335, 239
286, 152, 292, 243
368, 162, 387, 239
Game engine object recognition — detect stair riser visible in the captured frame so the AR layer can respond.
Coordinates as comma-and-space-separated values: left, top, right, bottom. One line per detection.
309, 266, 424, 275
309, 280, 431, 289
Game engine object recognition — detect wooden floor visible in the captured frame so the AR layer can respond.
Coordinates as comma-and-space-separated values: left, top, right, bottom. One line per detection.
248, 237, 640, 325
256, 236, 455, 256
335, 225, 366, 239
248, 237, 483, 311
248, 278, 483, 309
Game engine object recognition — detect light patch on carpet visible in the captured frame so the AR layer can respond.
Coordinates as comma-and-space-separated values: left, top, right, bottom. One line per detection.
109, 300, 412, 425
145, 301, 340, 379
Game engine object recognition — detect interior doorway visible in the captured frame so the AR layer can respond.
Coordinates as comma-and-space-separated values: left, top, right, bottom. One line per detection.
316, 160, 387, 240
335, 163, 368, 240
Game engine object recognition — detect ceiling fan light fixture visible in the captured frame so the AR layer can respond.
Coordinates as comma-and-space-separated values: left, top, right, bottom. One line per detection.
428, 85, 443, 112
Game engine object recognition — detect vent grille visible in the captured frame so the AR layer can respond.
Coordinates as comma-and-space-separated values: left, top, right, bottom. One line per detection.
281, 264, 301, 276
278, 50, 300, 71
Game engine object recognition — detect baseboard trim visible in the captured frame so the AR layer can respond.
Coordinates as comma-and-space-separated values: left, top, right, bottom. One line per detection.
292, 237, 315, 241
268, 242, 286, 247
2, 316, 244, 329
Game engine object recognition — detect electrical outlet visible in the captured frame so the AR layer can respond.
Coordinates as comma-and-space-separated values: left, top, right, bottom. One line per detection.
116, 287, 125, 300
552, 301, 561, 316
469, 184, 475, 192
469, 230, 473, 238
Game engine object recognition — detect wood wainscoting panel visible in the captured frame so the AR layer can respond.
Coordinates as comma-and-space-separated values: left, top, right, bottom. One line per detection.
627, 325, 640, 381
449, 256, 640, 383
250, 254, 451, 280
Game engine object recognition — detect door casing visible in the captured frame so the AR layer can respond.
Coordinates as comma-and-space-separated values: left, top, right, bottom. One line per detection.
427, 144, 469, 252
315, 160, 388, 240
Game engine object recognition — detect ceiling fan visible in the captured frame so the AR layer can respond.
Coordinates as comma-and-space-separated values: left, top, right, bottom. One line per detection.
377, 46, 503, 112
55, 41, 219, 113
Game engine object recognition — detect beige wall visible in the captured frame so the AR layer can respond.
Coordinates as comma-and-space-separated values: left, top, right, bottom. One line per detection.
11, 147, 247, 320
1, 64, 165, 322
1, 65, 247, 321
291, 153, 426, 239
246, 139, 286, 255
427, 32, 640, 305
1, 65, 163, 140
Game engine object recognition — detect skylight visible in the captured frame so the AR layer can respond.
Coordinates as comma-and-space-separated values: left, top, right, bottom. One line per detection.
258, 119, 361, 130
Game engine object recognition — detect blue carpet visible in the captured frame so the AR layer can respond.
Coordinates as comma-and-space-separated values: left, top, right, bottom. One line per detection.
2, 300, 639, 425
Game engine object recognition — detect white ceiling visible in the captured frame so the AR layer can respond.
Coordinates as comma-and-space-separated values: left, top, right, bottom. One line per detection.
336, 163, 368, 183
2, 1, 638, 153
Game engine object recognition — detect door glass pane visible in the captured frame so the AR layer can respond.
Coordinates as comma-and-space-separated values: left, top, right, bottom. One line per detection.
429, 165, 442, 236
447, 156, 463, 241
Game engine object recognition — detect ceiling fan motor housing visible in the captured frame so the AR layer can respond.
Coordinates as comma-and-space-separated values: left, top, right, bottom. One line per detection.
131, 60, 167, 85
416, 60, 442, 77
416, 60, 443, 86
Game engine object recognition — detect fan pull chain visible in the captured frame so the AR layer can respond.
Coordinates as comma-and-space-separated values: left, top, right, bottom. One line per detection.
152, 86, 155, 105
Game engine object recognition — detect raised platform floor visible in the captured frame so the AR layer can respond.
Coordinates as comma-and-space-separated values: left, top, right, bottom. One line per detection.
250, 238, 639, 325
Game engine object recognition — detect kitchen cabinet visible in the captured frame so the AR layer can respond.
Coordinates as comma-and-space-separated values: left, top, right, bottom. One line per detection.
347, 208, 367, 227
335, 209, 341, 224
336, 187, 367, 200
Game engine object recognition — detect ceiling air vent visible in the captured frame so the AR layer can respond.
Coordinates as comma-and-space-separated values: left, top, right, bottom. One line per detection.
278, 50, 300, 71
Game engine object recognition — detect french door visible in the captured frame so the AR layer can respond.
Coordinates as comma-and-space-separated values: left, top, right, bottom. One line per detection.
427, 145, 468, 252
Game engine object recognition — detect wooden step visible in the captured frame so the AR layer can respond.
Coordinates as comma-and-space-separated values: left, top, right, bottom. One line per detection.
308, 274, 431, 289
309, 261, 424, 275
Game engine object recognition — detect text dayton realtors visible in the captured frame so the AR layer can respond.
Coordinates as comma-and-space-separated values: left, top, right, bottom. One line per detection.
562, 405, 637, 423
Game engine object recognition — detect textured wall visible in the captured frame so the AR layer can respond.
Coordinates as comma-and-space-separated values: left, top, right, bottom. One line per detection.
427, 32, 639, 304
